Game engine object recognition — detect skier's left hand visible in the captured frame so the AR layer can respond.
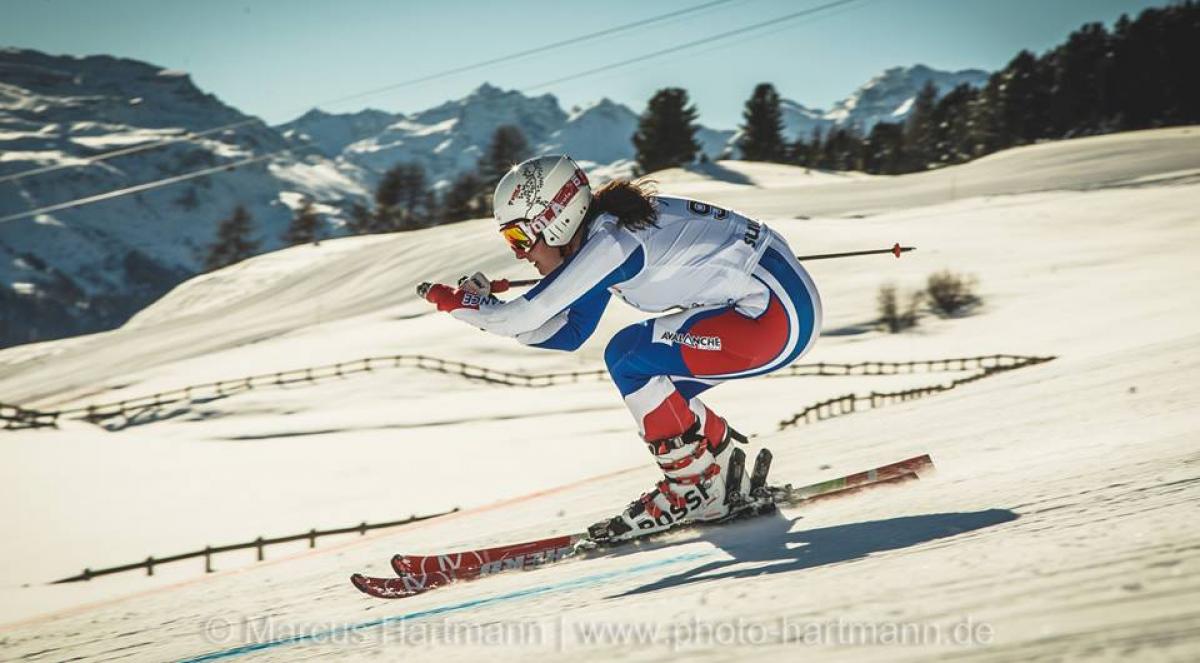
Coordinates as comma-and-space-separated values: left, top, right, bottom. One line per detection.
417, 282, 483, 312
457, 272, 492, 296
456, 272, 512, 296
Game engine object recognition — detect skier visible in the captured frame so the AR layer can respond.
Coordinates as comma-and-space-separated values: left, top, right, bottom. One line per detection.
419, 154, 822, 543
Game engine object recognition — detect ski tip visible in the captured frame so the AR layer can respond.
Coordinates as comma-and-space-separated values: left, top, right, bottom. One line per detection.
390, 554, 408, 576
914, 454, 937, 476
349, 573, 367, 592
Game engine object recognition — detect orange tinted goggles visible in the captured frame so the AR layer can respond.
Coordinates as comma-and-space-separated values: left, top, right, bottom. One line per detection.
500, 222, 538, 254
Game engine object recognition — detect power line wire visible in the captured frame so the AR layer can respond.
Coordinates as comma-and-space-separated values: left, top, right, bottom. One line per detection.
557, 0, 872, 94
310, 0, 742, 109
0, 147, 315, 224
524, 0, 861, 91
0, 119, 260, 185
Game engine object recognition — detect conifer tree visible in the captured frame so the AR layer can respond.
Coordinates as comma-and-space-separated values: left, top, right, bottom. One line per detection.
283, 200, 321, 246
204, 205, 258, 271
804, 126, 824, 169
994, 50, 1053, 145
440, 171, 488, 223
738, 83, 786, 162
1046, 22, 1112, 135
862, 122, 905, 174
633, 88, 701, 174
478, 125, 531, 191
903, 80, 939, 170
376, 162, 434, 231
346, 203, 374, 235
928, 84, 979, 165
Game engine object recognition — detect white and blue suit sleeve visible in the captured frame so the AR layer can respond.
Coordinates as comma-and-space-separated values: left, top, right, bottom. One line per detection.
447, 231, 645, 350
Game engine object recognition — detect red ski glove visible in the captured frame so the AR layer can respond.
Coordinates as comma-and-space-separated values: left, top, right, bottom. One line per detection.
417, 282, 483, 312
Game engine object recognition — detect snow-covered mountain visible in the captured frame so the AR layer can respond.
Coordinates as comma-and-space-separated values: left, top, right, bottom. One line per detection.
0, 48, 368, 349
276, 107, 397, 157
280, 64, 988, 188
542, 98, 640, 166
822, 64, 990, 132
779, 98, 830, 141
339, 83, 567, 190
282, 86, 737, 190
718, 64, 989, 158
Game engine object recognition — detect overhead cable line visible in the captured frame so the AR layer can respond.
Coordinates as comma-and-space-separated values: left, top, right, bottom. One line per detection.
525, 0, 861, 91
0, 119, 260, 185
311, 0, 742, 109
0, 148, 314, 224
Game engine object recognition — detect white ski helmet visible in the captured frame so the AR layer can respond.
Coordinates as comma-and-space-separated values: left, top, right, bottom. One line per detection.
493, 155, 592, 247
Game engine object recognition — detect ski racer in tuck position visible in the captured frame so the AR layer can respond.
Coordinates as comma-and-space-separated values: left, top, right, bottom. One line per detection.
418, 155, 823, 543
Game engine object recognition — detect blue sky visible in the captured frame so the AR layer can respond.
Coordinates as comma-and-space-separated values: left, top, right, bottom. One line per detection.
0, 0, 1169, 129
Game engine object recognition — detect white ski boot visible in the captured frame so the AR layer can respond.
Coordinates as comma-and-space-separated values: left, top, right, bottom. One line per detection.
587, 417, 761, 544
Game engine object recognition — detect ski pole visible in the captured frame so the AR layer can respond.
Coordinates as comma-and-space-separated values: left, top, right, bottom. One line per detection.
490, 243, 914, 291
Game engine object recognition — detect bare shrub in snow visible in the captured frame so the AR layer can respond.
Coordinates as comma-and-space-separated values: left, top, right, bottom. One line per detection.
925, 270, 980, 316
877, 283, 924, 333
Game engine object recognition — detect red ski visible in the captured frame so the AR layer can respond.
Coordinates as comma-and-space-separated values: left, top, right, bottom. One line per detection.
351, 453, 933, 599
391, 534, 583, 576
350, 536, 582, 599
350, 570, 454, 599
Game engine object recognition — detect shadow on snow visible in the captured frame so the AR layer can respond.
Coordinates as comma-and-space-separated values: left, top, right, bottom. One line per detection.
611, 509, 1019, 598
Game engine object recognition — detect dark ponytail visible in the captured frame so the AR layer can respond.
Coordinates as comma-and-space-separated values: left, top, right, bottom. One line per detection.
586, 178, 659, 232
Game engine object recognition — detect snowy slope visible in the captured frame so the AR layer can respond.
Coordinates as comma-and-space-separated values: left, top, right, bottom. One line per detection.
1, 127, 1198, 661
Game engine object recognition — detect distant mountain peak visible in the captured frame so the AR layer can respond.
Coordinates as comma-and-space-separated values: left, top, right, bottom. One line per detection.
820, 63, 990, 130
471, 81, 504, 96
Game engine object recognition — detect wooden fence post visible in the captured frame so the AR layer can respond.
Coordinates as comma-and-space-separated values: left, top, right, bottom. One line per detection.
204, 546, 213, 573
146, 556, 155, 576
256, 536, 264, 561
309, 529, 317, 548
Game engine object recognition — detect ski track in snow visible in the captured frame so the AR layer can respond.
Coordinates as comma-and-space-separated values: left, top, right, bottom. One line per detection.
1, 128, 1199, 661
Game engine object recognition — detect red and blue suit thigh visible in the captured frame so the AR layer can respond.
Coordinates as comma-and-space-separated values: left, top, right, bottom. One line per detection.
603, 245, 822, 442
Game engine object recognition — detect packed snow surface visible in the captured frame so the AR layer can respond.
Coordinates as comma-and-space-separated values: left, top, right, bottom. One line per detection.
1, 128, 1199, 661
